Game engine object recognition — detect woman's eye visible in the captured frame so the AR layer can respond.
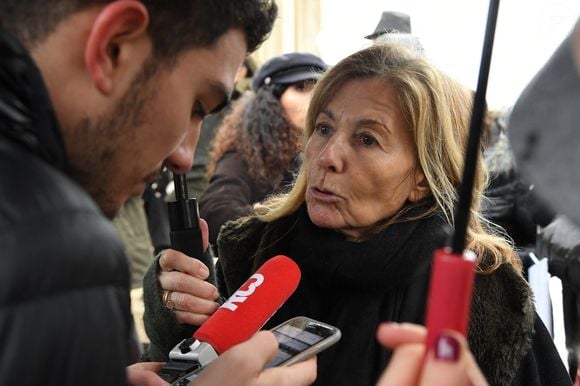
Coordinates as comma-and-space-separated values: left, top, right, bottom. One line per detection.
316, 124, 331, 136
361, 134, 376, 146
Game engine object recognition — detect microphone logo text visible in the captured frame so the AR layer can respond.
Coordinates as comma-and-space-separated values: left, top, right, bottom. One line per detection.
221, 274, 264, 311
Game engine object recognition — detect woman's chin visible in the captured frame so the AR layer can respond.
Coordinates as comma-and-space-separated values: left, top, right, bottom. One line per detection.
307, 205, 341, 230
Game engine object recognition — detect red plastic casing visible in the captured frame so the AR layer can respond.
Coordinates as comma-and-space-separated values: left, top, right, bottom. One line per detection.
194, 255, 301, 354
425, 247, 476, 351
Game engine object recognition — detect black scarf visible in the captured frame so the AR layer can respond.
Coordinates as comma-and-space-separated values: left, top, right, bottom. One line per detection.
245, 205, 448, 386
218, 203, 537, 386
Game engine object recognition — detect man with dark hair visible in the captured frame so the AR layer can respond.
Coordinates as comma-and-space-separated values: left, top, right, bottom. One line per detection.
0, 1, 315, 385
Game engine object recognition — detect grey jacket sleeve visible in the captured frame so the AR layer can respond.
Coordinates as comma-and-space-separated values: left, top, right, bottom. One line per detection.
141, 248, 217, 361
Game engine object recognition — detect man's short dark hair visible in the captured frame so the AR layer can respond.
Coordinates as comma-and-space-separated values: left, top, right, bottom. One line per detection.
0, 0, 277, 60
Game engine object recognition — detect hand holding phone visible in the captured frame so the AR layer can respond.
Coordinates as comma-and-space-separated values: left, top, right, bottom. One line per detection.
266, 316, 341, 367
169, 317, 338, 385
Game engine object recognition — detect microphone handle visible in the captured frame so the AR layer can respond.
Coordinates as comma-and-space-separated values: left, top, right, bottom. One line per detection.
167, 173, 204, 258
425, 248, 476, 352
170, 224, 204, 259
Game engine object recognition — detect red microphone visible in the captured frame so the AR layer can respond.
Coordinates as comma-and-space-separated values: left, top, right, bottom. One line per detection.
424, 248, 476, 353
159, 255, 301, 384
194, 255, 301, 353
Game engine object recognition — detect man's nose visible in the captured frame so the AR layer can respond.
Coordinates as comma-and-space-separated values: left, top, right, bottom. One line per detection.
164, 122, 201, 175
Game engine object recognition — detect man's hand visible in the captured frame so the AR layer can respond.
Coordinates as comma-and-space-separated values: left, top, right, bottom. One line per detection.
192, 331, 317, 386
126, 362, 168, 386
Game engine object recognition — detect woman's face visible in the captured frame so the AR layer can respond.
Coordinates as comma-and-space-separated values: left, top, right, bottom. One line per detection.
279, 80, 316, 129
304, 78, 427, 239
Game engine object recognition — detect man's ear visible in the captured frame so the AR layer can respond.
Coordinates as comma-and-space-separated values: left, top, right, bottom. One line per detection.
408, 167, 430, 203
85, 0, 149, 94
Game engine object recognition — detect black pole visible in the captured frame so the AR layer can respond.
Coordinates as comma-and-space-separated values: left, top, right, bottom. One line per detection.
451, 0, 501, 254
167, 173, 204, 258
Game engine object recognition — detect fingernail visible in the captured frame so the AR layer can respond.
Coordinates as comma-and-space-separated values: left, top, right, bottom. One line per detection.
199, 265, 209, 278
434, 333, 460, 362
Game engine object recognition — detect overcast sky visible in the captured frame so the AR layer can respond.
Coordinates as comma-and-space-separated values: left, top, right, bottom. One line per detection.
317, 0, 579, 109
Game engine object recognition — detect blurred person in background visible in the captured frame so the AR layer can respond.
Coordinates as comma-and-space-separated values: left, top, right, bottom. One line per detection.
199, 52, 329, 249
365, 11, 424, 54
186, 57, 259, 199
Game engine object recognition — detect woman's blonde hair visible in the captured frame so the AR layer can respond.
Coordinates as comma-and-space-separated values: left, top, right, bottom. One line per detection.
255, 42, 520, 273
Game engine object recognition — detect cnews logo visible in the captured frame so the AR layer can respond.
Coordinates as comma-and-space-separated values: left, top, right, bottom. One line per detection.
221, 273, 264, 311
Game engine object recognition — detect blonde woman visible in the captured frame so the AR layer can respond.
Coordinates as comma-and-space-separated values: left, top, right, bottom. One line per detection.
145, 42, 569, 386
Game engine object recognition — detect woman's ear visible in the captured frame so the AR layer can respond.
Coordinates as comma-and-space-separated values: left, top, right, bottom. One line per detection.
84, 0, 149, 94
408, 168, 430, 202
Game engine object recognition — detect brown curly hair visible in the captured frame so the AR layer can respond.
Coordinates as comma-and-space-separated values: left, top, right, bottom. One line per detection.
207, 87, 303, 190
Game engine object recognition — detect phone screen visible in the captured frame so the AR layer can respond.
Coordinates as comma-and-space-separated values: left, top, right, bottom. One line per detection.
266, 319, 337, 367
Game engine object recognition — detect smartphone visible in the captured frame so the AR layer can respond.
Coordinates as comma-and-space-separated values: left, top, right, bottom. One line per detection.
265, 316, 342, 367
170, 316, 340, 385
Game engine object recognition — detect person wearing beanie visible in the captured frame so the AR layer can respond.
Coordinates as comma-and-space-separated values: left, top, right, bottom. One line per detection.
198, 52, 329, 251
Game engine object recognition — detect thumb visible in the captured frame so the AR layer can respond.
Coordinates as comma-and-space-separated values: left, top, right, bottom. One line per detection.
199, 218, 209, 253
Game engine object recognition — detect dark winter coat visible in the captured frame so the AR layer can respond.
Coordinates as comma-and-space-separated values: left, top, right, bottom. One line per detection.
199, 151, 301, 252
142, 200, 570, 385
0, 26, 137, 385
199, 151, 277, 248
215, 206, 570, 386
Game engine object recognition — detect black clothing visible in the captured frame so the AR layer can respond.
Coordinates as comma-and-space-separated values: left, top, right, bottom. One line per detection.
142, 200, 570, 385
199, 151, 272, 247
144, 170, 171, 255
215, 206, 569, 386
484, 171, 538, 246
0, 26, 135, 386
186, 95, 237, 199
538, 216, 580, 378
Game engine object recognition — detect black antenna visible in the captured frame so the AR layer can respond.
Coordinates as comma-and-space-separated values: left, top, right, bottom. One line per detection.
451, 0, 501, 254
173, 173, 194, 229
167, 173, 204, 258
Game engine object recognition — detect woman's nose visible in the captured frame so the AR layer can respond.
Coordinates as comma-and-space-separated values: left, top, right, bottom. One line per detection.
317, 136, 345, 173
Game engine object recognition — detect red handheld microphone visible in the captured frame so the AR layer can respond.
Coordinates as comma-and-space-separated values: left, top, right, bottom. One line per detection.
424, 248, 476, 351
159, 255, 301, 384
425, 0, 500, 356
194, 254, 301, 353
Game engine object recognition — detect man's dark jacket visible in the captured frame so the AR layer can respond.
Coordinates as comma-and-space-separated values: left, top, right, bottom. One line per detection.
0, 27, 136, 385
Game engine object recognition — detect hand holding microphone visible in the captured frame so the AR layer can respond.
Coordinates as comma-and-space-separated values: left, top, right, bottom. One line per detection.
157, 247, 220, 326
158, 173, 220, 326
159, 255, 301, 384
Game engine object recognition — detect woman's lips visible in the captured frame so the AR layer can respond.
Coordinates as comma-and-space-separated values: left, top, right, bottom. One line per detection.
310, 187, 340, 202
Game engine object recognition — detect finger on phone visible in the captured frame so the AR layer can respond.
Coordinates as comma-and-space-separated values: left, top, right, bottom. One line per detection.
257, 357, 317, 386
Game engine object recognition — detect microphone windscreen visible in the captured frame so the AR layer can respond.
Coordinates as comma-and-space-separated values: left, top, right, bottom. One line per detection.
194, 255, 301, 353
